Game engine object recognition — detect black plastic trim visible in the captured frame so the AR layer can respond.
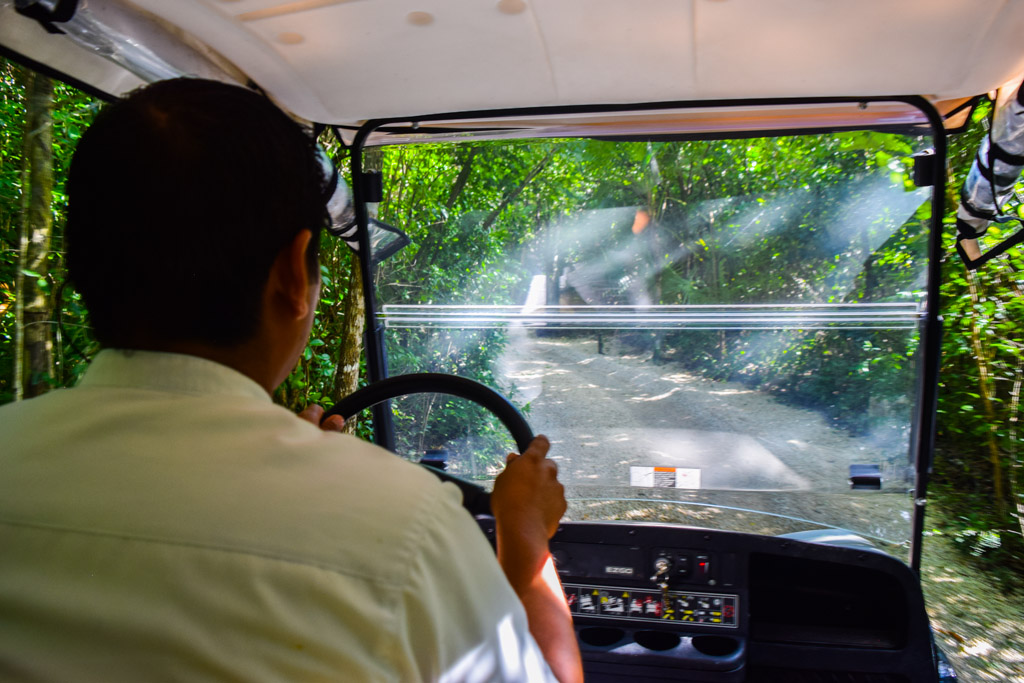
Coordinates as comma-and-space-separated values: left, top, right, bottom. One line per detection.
907, 97, 946, 574
956, 224, 1024, 270
348, 123, 394, 449
358, 95, 933, 129
941, 95, 983, 136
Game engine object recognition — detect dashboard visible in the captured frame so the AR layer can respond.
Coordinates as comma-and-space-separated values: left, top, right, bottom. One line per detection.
477, 520, 940, 682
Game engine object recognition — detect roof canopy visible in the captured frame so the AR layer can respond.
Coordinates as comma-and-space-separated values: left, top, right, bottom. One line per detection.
3, 0, 1024, 132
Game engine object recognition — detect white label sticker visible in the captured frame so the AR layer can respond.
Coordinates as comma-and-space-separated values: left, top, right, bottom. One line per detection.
630, 466, 701, 489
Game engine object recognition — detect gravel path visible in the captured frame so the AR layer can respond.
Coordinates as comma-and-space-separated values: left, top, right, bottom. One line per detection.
496, 330, 915, 548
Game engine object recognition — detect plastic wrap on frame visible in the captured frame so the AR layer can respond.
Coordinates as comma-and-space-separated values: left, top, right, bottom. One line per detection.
317, 146, 359, 250
315, 146, 411, 263
957, 82, 1024, 239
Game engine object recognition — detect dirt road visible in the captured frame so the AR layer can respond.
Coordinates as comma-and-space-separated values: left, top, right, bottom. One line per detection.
496, 330, 915, 547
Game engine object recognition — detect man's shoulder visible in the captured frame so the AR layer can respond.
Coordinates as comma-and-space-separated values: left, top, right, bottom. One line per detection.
0, 383, 468, 586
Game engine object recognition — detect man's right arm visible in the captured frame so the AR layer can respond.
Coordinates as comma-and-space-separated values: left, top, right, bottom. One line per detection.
491, 436, 584, 683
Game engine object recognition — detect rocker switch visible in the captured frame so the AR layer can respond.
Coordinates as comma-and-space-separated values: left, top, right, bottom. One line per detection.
695, 555, 712, 582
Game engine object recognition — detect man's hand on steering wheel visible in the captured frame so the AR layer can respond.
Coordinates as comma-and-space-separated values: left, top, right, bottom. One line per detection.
492, 435, 566, 542
298, 404, 347, 432
491, 435, 583, 683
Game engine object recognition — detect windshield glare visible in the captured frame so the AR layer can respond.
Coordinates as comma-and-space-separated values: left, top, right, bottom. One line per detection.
368, 130, 932, 553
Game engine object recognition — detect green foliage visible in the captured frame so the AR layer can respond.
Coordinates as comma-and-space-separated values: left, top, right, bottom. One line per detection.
371, 142, 553, 469
928, 97, 1024, 576
0, 59, 99, 402
0, 61, 25, 402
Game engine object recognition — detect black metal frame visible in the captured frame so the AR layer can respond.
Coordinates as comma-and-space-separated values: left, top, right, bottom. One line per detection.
0, 43, 117, 103
349, 95, 947, 572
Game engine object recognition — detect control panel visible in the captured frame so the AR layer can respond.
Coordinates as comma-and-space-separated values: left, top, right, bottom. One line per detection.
565, 583, 739, 628
476, 519, 936, 683
550, 542, 732, 588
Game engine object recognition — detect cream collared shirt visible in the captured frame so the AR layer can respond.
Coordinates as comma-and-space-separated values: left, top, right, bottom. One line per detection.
0, 350, 552, 682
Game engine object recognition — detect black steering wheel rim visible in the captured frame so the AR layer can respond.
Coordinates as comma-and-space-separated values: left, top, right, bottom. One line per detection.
323, 373, 535, 516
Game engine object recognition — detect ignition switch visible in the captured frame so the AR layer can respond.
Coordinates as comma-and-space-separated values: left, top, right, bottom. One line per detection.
650, 556, 672, 584
651, 549, 693, 584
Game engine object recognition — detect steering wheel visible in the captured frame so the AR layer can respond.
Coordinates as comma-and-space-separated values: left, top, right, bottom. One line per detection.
322, 373, 535, 517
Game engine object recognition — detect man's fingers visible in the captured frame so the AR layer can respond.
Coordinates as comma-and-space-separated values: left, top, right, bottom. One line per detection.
322, 415, 346, 432
297, 404, 324, 425
297, 405, 345, 432
506, 435, 551, 467
521, 434, 550, 459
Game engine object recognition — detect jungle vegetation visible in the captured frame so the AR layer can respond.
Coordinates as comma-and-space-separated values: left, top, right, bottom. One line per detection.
1, 58, 1021, 578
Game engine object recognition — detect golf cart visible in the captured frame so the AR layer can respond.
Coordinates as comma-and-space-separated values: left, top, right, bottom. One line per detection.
5, 1, 1024, 680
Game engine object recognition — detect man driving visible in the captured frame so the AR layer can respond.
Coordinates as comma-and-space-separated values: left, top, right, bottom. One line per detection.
0, 78, 582, 682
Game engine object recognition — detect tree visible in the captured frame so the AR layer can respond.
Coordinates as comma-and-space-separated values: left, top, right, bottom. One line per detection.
1, 58, 97, 402
0, 60, 27, 403
13, 69, 55, 400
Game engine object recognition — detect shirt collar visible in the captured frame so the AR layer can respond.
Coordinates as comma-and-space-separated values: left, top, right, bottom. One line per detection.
79, 350, 271, 402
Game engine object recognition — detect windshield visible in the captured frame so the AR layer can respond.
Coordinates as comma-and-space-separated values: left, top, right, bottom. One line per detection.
367, 128, 932, 554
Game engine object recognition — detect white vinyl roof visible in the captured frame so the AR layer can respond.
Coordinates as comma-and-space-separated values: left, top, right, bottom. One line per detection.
3, 0, 1024, 131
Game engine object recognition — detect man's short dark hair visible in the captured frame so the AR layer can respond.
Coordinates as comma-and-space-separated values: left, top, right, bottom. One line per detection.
66, 78, 328, 349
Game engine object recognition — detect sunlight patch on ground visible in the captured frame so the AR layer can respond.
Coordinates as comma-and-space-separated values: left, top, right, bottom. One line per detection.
663, 373, 702, 385
535, 339, 574, 348
964, 641, 995, 657
628, 387, 682, 402
643, 429, 812, 491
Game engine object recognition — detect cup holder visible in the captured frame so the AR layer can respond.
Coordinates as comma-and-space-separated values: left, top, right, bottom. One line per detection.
578, 626, 626, 648
634, 630, 682, 651
691, 635, 740, 657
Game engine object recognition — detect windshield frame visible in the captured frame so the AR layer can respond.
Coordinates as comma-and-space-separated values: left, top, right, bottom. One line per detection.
344, 95, 947, 571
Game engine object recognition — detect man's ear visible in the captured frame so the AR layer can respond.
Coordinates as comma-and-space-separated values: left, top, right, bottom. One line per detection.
269, 229, 315, 321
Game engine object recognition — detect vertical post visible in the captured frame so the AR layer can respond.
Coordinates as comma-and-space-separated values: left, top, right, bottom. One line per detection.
350, 123, 395, 450
908, 97, 948, 574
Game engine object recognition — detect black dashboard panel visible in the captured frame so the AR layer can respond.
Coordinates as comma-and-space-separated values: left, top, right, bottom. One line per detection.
476, 519, 939, 682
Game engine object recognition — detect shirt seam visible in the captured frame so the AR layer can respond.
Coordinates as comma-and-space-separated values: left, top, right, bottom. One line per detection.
71, 382, 271, 402
79, 350, 270, 401
0, 517, 393, 586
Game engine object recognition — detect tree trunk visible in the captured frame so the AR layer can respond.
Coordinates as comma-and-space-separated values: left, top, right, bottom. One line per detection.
14, 71, 55, 400
965, 270, 1006, 519
331, 257, 364, 434
446, 147, 477, 210
481, 150, 554, 231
